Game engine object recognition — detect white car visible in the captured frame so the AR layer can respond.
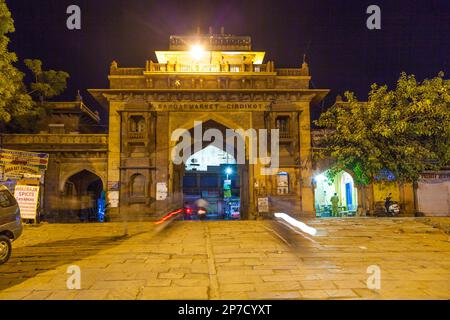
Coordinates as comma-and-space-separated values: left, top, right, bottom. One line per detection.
0, 185, 23, 265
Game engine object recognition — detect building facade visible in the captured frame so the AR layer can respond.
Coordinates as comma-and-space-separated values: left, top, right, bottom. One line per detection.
89, 32, 328, 220
0, 101, 108, 222
1, 32, 426, 221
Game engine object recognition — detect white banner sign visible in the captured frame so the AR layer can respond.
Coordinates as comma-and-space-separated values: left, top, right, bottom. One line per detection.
258, 197, 269, 213
156, 182, 168, 201
14, 185, 40, 220
107, 191, 119, 208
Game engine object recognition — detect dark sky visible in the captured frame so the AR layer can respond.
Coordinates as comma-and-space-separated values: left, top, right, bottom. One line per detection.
6, 0, 450, 121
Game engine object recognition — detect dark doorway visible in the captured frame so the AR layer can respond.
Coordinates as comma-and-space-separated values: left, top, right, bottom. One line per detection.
62, 170, 104, 222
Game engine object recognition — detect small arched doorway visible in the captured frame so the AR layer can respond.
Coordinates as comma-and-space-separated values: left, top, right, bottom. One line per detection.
63, 170, 104, 222
314, 170, 358, 217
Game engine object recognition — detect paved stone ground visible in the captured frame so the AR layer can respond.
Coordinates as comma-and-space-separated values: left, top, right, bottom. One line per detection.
0, 218, 449, 300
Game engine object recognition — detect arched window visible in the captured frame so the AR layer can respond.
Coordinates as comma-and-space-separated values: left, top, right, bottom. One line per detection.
276, 116, 290, 135
277, 172, 290, 195
137, 119, 145, 133
130, 174, 146, 197
64, 181, 76, 196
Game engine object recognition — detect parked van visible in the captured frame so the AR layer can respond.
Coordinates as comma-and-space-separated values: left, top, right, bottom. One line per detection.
0, 185, 23, 265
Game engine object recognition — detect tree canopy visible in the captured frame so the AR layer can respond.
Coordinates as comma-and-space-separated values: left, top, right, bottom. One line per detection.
0, 0, 69, 131
0, 0, 33, 125
24, 59, 69, 103
314, 72, 450, 184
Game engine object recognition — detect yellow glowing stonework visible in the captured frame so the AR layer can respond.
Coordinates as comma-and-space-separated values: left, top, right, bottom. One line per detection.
0, 32, 416, 221
88, 32, 328, 220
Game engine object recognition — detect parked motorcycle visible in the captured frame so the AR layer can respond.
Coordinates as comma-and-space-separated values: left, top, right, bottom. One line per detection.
385, 202, 400, 217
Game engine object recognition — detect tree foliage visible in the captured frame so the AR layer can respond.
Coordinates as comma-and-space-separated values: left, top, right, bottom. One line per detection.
315, 72, 450, 184
0, 0, 34, 125
24, 59, 69, 102
0, 0, 70, 132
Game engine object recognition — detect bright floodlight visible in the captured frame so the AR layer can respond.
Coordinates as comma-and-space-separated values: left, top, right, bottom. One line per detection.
190, 44, 205, 60
225, 167, 233, 175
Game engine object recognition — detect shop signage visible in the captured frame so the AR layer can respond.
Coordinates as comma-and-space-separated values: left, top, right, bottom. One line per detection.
0, 149, 49, 180
419, 172, 450, 184
3, 164, 44, 179
224, 180, 232, 198
0, 149, 49, 169
152, 102, 270, 112
14, 185, 40, 220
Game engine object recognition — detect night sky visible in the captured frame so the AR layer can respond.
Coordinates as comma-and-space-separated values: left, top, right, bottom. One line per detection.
6, 0, 450, 121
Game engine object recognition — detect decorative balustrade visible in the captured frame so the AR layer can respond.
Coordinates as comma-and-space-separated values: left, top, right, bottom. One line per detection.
0, 134, 108, 146
128, 132, 145, 140
279, 131, 292, 139
110, 68, 146, 76
276, 68, 307, 76
144, 63, 270, 73
110, 65, 308, 76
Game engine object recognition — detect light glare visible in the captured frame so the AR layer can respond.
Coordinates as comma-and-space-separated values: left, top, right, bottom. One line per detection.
274, 213, 318, 236
190, 45, 205, 60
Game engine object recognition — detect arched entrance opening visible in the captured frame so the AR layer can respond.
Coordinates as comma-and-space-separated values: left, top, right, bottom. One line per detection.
183, 145, 240, 220
62, 170, 104, 222
172, 119, 249, 220
314, 170, 358, 217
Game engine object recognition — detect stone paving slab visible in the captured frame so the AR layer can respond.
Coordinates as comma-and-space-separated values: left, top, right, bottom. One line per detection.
0, 218, 449, 300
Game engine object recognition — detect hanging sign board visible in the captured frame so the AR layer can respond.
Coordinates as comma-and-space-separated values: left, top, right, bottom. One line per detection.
0, 149, 49, 169
419, 172, 450, 184
0, 149, 49, 181
3, 164, 44, 180
14, 185, 40, 220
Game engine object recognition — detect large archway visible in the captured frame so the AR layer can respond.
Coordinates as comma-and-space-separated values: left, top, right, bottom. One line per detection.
62, 169, 104, 222
171, 119, 250, 220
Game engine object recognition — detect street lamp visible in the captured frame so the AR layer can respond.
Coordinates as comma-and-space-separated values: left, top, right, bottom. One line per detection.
225, 167, 233, 180
190, 44, 205, 60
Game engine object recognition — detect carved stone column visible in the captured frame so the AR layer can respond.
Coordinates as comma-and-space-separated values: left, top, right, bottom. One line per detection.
297, 102, 315, 218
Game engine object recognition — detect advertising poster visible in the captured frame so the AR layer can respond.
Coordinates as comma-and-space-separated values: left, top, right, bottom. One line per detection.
156, 182, 168, 201
107, 191, 120, 208
14, 185, 40, 220
258, 197, 269, 213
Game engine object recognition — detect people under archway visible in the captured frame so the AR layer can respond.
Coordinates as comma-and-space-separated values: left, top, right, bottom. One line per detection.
314, 170, 358, 218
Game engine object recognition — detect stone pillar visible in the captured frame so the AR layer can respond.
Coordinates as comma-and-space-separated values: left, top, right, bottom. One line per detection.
400, 182, 415, 216
297, 102, 315, 218
155, 112, 170, 215
250, 111, 266, 219
107, 100, 124, 220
